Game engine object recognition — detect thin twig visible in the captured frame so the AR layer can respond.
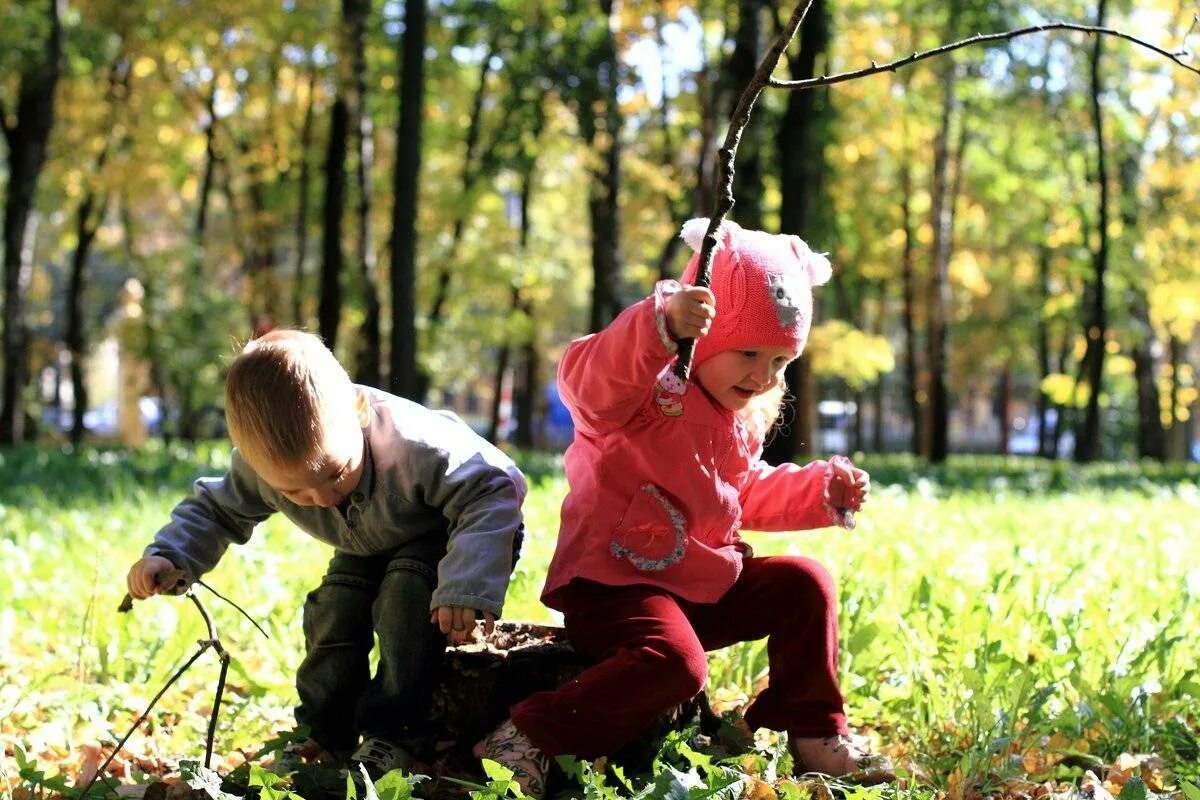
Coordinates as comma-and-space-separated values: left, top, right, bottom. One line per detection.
190, 593, 231, 770
80, 589, 234, 797
197, 579, 270, 640
76, 645, 212, 798
770, 22, 1200, 90
673, 0, 817, 381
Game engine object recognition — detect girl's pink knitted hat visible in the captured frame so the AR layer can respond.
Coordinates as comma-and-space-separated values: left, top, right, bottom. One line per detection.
679, 218, 832, 366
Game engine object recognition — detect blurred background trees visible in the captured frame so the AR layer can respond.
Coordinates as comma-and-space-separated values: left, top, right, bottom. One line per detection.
0, 0, 1196, 462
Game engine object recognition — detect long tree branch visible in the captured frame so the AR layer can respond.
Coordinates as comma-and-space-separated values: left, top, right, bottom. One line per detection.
770, 21, 1200, 90
671, 8, 1198, 380
672, 0, 817, 381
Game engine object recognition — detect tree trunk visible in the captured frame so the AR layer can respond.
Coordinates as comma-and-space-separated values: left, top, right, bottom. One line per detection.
388, 0, 427, 400
691, 0, 719, 220
579, 0, 624, 334
319, 96, 350, 350
1074, 0, 1110, 463
1035, 244, 1053, 458
511, 135, 541, 451
997, 366, 1012, 455
899, 159, 924, 457
726, 0, 766, 230
1, 0, 62, 444
870, 288, 886, 453
487, 295, 514, 445
761, 0, 830, 466
292, 65, 317, 327
66, 185, 109, 445
1131, 292, 1165, 460
347, 0, 381, 386
1167, 335, 1186, 460
244, 175, 283, 328
1049, 326, 1073, 460
120, 204, 171, 445
193, 88, 219, 282
925, 6, 960, 463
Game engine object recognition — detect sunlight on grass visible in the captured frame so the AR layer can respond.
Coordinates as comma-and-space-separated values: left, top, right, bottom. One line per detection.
1, 445, 1198, 795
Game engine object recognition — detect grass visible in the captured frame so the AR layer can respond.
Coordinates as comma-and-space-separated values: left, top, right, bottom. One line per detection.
1, 443, 1198, 799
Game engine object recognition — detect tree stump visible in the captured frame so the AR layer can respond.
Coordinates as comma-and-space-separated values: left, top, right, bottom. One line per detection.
430, 621, 590, 749
430, 621, 717, 768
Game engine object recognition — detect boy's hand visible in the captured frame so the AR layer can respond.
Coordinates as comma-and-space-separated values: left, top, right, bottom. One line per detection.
665, 285, 716, 341
126, 556, 182, 599
431, 606, 496, 645
828, 458, 870, 512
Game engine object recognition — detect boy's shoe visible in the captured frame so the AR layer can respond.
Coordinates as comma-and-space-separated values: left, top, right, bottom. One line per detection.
790, 733, 895, 782
271, 737, 340, 773
350, 736, 415, 779
473, 718, 550, 798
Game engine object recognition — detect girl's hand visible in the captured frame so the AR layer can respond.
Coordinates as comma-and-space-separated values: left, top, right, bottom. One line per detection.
431, 605, 496, 645
828, 458, 870, 512
665, 285, 717, 341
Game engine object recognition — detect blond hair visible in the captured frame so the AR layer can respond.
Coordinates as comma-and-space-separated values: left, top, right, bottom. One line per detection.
224, 330, 356, 469
739, 384, 786, 443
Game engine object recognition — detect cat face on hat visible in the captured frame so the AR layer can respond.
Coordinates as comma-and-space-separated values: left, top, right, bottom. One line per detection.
678, 218, 831, 366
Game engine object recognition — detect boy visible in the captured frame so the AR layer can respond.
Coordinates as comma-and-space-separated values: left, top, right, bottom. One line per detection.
126, 330, 526, 777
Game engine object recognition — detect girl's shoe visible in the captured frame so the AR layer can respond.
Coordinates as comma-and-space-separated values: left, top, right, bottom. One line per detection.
473, 719, 551, 798
789, 733, 895, 782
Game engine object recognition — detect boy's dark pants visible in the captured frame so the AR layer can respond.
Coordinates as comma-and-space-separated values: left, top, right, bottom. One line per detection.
295, 535, 447, 752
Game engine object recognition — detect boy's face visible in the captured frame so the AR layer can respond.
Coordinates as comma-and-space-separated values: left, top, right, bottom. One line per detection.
695, 345, 796, 412
248, 415, 367, 508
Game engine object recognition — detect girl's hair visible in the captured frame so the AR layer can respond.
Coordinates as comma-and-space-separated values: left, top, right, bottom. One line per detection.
739, 383, 787, 442
224, 330, 356, 470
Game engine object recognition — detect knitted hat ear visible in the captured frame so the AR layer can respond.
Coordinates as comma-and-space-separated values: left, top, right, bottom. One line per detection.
790, 236, 832, 286
680, 217, 742, 256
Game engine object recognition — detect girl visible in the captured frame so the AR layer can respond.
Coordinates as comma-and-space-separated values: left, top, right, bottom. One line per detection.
477, 219, 891, 795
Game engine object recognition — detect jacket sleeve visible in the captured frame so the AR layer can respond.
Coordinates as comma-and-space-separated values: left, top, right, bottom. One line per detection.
144, 450, 277, 578
412, 424, 528, 617
738, 457, 851, 532
557, 282, 681, 435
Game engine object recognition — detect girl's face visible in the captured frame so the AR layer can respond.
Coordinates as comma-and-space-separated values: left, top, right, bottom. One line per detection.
694, 345, 797, 412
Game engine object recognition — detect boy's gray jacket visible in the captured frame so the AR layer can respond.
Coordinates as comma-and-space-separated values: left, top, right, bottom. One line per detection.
145, 387, 527, 617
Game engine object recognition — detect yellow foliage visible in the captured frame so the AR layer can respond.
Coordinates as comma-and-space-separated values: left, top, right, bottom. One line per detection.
950, 250, 989, 295
180, 176, 198, 203
1073, 335, 1089, 361
1046, 218, 1080, 248
1041, 373, 1077, 406
1106, 354, 1133, 376
806, 320, 895, 390
915, 222, 933, 245
132, 57, 157, 79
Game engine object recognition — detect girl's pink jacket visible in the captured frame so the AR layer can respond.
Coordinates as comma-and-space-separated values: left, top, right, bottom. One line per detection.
542, 287, 849, 610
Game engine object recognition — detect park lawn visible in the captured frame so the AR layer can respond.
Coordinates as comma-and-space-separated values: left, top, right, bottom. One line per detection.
1, 445, 1198, 799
